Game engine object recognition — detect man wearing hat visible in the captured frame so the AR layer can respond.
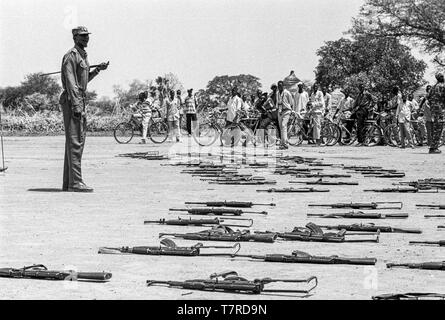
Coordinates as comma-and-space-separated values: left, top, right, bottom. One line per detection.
427, 73, 445, 154
184, 89, 197, 135
59, 26, 108, 192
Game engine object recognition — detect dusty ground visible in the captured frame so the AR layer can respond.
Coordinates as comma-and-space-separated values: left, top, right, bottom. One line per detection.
0, 135, 444, 300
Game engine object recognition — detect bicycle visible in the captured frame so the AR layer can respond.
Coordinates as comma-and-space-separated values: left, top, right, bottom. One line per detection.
359, 111, 387, 147
287, 112, 336, 146
113, 107, 169, 144
192, 109, 225, 146
331, 116, 357, 146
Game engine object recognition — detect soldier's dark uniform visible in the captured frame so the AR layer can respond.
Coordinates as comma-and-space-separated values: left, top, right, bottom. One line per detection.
427, 79, 445, 151
352, 89, 375, 144
59, 27, 100, 190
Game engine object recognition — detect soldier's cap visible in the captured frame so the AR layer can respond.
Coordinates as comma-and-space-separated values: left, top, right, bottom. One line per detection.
72, 26, 91, 36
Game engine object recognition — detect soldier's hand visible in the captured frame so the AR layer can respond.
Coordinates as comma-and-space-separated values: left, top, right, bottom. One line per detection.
97, 62, 109, 71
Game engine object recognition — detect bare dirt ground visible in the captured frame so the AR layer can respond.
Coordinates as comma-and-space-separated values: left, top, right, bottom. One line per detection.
0, 135, 444, 300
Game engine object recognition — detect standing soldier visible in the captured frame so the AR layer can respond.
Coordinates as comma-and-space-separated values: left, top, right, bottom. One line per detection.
60, 26, 108, 192
427, 73, 445, 154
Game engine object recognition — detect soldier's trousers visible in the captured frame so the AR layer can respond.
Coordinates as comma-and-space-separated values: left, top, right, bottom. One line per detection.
61, 101, 87, 189
356, 111, 368, 143
430, 110, 444, 150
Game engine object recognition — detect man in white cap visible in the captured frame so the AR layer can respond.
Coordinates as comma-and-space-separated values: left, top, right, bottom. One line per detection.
59, 26, 108, 192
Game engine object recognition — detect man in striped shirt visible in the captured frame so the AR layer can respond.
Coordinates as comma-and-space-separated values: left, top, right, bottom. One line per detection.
184, 89, 197, 135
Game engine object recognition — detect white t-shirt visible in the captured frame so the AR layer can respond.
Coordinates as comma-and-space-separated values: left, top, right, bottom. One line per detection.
226, 95, 243, 122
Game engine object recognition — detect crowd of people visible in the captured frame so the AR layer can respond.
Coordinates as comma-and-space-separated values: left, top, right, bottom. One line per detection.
131, 72, 445, 154
223, 72, 445, 153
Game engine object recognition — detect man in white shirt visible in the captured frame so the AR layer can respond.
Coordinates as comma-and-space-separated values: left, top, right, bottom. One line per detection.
308, 83, 325, 146
277, 80, 294, 149
293, 82, 309, 117
226, 87, 243, 125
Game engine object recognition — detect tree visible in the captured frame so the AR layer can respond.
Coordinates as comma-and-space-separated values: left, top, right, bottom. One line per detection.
350, 0, 445, 67
21, 73, 61, 97
315, 36, 427, 97
199, 74, 262, 110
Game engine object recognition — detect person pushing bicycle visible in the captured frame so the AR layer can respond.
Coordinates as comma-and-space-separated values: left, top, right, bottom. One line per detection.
131, 91, 153, 144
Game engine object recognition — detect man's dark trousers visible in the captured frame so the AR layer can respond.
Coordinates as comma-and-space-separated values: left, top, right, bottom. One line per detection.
61, 96, 86, 190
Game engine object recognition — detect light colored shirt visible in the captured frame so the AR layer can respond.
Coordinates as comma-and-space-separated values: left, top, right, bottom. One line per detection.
395, 94, 410, 123
226, 95, 243, 122
337, 96, 354, 117
309, 90, 325, 114
293, 91, 309, 114
277, 89, 293, 113
166, 97, 180, 121
184, 96, 196, 114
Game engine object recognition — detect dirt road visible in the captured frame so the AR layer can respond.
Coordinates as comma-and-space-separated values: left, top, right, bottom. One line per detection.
0, 136, 444, 299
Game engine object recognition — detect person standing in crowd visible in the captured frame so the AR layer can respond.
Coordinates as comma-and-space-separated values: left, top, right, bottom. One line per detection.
395, 90, 415, 149
427, 73, 445, 154
176, 89, 184, 135
322, 86, 332, 116
351, 83, 376, 147
277, 80, 293, 149
333, 90, 354, 141
308, 83, 325, 146
165, 90, 181, 142
419, 85, 433, 147
293, 82, 309, 118
224, 86, 243, 146
60, 26, 108, 193
242, 94, 252, 114
184, 89, 197, 136
133, 91, 152, 144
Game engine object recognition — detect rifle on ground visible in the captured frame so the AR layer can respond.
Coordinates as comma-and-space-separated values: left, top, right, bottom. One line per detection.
159, 225, 277, 243
307, 211, 408, 219
309, 201, 403, 210
117, 151, 168, 160
439, 225, 445, 229
232, 250, 376, 265
39, 62, 110, 76
0, 264, 111, 282
209, 180, 277, 185
292, 173, 352, 178
184, 201, 276, 208
387, 261, 445, 271
416, 204, 445, 210
364, 187, 439, 193
98, 239, 241, 256
372, 293, 445, 300
146, 271, 318, 295
357, 172, 405, 178
256, 223, 379, 243
144, 217, 253, 228
318, 223, 421, 234
409, 240, 445, 247
289, 179, 358, 186
425, 215, 445, 218
257, 187, 330, 193
169, 208, 268, 216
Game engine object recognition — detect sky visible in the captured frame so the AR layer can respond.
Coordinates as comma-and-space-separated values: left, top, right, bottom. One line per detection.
0, 0, 436, 99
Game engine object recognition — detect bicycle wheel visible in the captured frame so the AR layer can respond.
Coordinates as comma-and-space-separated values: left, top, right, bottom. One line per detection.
385, 124, 400, 147
193, 122, 219, 146
319, 124, 333, 146
148, 120, 169, 144
440, 127, 445, 147
264, 123, 279, 146
220, 124, 242, 147
363, 124, 383, 146
339, 124, 356, 146
113, 122, 134, 144
325, 123, 340, 146
288, 123, 304, 146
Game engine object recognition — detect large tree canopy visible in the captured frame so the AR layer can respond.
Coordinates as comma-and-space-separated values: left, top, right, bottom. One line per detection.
350, 0, 445, 66
315, 35, 427, 97
197, 74, 262, 110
